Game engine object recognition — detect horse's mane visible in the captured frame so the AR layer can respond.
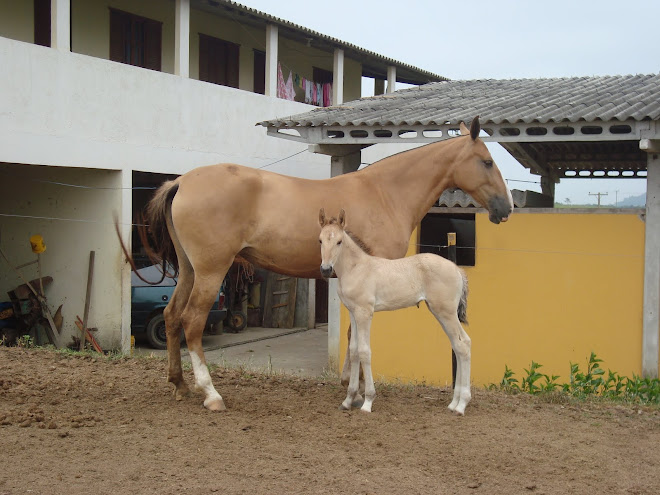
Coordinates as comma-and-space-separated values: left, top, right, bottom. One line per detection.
326, 217, 372, 255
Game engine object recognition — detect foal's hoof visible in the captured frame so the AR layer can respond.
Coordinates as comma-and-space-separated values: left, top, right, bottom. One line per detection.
204, 397, 227, 412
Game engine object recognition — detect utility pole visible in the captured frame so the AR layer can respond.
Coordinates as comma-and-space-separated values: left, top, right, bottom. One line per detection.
614, 190, 619, 207
589, 192, 608, 207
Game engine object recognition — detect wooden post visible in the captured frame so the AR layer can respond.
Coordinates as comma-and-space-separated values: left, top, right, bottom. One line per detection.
79, 251, 95, 351
447, 233, 457, 389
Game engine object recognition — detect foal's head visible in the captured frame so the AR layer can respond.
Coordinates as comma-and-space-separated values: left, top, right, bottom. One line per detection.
318, 208, 347, 279
451, 117, 513, 224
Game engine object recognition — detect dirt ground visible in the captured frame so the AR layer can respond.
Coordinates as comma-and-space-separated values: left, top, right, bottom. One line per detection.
0, 347, 658, 495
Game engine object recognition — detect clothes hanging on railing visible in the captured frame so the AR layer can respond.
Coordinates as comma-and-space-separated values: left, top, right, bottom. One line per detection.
276, 62, 296, 101
279, 63, 332, 106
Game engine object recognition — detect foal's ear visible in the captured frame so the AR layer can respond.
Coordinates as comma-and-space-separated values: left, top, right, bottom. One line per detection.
319, 208, 326, 227
469, 116, 480, 141
459, 122, 469, 135
338, 209, 346, 229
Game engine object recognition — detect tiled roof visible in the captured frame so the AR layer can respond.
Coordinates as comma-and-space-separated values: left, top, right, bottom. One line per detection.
260, 74, 660, 128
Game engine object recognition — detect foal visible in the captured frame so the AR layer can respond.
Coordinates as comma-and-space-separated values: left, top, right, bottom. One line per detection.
319, 208, 472, 415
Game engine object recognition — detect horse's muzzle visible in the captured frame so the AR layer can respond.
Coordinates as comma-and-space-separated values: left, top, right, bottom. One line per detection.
320, 265, 333, 279
487, 195, 513, 224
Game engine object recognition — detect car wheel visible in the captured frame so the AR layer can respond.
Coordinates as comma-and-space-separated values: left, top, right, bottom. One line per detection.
226, 311, 247, 332
145, 313, 183, 350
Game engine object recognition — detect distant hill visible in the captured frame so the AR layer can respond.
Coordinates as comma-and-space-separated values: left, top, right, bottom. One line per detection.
618, 193, 646, 207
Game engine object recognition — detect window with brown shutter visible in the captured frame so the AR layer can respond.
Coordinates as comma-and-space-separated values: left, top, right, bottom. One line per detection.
109, 9, 162, 71
199, 34, 239, 89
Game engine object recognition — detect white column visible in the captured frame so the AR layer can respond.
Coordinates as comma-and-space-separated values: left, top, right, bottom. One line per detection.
332, 48, 344, 105
328, 152, 362, 369
174, 0, 190, 78
120, 169, 133, 354
386, 65, 396, 93
642, 152, 660, 378
265, 24, 278, 97
51, 0, 70, 51
307, 280, 316, 329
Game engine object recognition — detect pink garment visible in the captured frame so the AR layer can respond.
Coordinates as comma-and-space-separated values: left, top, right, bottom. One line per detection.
323, 82, 332, 107
284, 71, 296, 101
277, 62, 287, 99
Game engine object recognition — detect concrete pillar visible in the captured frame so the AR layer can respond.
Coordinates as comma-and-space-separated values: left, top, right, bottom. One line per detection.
642, 152, 660, 378
265, 24, 278, 97
51, 0, 70, 52
174, 0, 190, 77
307, 280, 316, 329
540, 175, 556, 201
374, 79, 385, 96
120, 169, 133, 353
386, 66, 396, 93
332, 48, 344, 105
327, 151, 362, 368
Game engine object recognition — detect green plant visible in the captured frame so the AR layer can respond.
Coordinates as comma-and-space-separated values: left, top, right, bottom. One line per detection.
492, 352, 659, 406
15, 335, 34, 348
496, 364, 519, 392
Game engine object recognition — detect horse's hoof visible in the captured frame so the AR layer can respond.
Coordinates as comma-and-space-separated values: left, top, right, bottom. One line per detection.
173, 384, 191, 401
351, 398, 365, 409
204, 397, 227, 412
339, 402, 351, 411
360, 406, 372, 413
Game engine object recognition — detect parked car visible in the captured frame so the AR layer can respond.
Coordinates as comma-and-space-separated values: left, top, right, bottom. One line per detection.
131, 264, 227, 349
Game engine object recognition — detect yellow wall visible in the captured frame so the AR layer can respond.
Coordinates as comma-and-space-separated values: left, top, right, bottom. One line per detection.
340, 211, 647, 387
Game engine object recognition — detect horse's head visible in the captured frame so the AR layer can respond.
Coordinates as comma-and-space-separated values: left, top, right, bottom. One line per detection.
318, 208, 346, 279
450, 117, 513, 224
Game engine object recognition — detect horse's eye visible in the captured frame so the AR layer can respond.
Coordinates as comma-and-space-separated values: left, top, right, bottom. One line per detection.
337, 240, 342, 245
483, 159, 493, 168
319, 239, 322, 244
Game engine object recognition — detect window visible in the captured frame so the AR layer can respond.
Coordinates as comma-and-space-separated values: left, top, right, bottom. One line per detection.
34, 0, 51, 47
110, 9, 162, 71
253, 50, 265, 94
199, 34, 239, 88
313, 67, 333, 84
419, 213, 476, 266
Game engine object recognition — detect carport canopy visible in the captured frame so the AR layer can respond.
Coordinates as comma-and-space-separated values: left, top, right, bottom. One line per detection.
259, 73, 660, 378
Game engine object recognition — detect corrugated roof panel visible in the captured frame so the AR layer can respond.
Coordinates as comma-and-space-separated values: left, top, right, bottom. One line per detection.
261, 74, 660, 129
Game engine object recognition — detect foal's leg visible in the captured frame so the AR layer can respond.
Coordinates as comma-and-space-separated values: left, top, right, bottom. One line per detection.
354, 311, 376, 413
427, 303, 472, 415
340, 313, 362, 410
340, 324, 365, 408
443, 316, 471, 415
181, 271, 228, 411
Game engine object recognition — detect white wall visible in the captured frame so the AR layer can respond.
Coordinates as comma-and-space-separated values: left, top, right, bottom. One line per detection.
0, 164, 124, 349
0, 36, 331, 179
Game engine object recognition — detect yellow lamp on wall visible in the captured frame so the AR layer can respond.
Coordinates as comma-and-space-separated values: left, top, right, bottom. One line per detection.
30, 235, 46, 254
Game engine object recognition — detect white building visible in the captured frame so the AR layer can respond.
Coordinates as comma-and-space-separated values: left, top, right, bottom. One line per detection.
0, 0, 442, 351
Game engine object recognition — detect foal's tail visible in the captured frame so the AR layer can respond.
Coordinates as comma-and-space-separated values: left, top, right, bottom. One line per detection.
114, 179, 180, 284
457, 270, 469, 324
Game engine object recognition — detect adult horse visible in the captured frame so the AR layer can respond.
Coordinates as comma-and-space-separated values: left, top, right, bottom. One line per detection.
118, 117, 512, 411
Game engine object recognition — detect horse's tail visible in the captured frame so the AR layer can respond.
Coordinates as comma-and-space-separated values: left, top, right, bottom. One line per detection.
457, 269, 469, 324
114, 179, 180, 285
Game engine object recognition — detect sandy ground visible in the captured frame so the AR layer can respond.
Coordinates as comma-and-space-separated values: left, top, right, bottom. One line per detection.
1, 346, 658, 495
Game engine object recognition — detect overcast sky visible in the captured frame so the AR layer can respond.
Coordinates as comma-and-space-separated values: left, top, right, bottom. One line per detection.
237, 0, 658, 204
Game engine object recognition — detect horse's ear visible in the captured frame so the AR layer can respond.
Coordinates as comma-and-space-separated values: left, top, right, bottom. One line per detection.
338, 209, 346, 229
469, 116, 480, 141
319, 208, 326, 227
459, 122, 469, 135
